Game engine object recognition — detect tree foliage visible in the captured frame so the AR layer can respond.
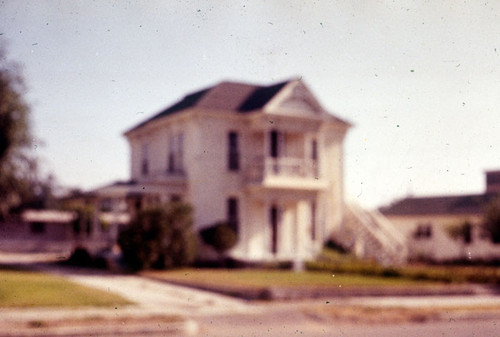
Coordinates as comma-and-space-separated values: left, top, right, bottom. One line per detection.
483, 197, 500, 243
118, 202, 197, 271
446, 221, 472, 243
0, 46, 50, 219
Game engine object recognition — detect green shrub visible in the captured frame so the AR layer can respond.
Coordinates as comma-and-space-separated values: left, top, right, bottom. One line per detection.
118, 202, 197, 271
201, 222, 238, 253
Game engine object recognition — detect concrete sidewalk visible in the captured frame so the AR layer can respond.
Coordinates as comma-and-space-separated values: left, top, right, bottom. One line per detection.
33, 263, 256, 317
0, 252, 254, 336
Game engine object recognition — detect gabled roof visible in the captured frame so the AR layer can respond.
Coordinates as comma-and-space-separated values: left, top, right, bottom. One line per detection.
379, 193, 496, 216
124, 78, 354, 136
125, 80, 292, 134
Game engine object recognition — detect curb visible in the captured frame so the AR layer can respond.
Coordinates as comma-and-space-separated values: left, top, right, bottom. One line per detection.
0, 319, 197, 337
144, 275, 500, 301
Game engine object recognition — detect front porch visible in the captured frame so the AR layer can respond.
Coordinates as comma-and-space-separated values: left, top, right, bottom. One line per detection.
232, 190, 327, 263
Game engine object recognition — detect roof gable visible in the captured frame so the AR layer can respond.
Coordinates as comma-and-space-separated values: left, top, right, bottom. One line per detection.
237, 81, 289, 111
267, 80, 323, 114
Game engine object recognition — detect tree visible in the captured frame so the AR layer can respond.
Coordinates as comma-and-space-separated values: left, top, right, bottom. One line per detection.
118, 202, 197, 271
446, 221, 472, 244
483, 197, 500, 243
0, 46, 42, 219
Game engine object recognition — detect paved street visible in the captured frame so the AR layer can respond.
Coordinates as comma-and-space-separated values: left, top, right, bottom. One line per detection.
1, 253, 500, 336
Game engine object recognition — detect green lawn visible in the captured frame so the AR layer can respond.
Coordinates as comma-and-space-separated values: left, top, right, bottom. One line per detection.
144, 268, 435, 292
0, 268, 131, 308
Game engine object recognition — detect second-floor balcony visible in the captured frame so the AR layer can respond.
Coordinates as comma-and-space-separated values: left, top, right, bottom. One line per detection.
245, 156, 326, 190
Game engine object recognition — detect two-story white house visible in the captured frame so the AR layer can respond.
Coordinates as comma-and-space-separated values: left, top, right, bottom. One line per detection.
96, 78, 351, 263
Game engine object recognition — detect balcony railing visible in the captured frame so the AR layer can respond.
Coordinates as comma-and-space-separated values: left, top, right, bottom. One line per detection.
142, 169, 186, 183
246, 156, 319, 183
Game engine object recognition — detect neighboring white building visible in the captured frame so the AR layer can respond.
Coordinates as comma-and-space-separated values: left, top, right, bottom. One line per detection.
96, 78, 351, 262
0, 209, 109, 255
379, 170, 500, 262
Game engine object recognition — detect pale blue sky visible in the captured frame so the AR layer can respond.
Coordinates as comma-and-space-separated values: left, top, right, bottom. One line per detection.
1, 1, 500, 208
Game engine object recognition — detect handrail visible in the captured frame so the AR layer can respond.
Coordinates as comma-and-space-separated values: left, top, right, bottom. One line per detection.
246, 156, 319, 182
143, 169, 186, 181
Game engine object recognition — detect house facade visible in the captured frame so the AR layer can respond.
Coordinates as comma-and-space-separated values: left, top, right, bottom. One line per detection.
379, 170, 500, 262
96, 78, 351, 262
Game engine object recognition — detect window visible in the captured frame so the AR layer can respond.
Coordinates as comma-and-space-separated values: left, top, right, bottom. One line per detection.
228, 132, 240, 171
227, 198, 239, 233
311, 139, 318, 161
141, 144, 149, 176
414, 223, 433, 239
168, 133, 184, 174
100, 198, 112, 212
30, 222, 45, 234
463, 222, 472, 244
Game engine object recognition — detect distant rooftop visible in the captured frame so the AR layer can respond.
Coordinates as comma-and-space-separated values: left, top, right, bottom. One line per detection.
380, 170, 500, 216
379, 193, 493, 216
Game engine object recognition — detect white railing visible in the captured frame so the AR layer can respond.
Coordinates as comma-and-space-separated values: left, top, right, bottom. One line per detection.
341, 203, 408, 265
246, 156, 319, 183
143, 169, 186, 182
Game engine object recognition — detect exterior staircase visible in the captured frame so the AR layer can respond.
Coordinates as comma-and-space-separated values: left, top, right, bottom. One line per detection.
334, 203, 408, 265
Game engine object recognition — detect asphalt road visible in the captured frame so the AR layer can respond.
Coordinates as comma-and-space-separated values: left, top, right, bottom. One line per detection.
2, 252, 500, 336
195, 318, 500, 337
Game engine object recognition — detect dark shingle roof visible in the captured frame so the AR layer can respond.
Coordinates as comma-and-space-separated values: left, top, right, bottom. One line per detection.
238, 81, 289, 111
128, 88, 210, 132
380, 193, 496, 216
125, 80, 292, 134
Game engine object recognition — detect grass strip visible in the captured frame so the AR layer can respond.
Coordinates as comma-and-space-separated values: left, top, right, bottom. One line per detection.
309, 248, 500, 284
0, 268, 131, 308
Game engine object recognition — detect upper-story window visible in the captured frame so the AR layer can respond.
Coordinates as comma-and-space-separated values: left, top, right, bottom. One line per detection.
311, 139, 318, 161
141, 144, 149, 176
228, 131, 240, 171
168, 133, 184, 174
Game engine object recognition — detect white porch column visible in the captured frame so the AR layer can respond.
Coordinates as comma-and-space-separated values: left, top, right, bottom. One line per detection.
263, 129, 269, 159
293, 200, 308, 272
